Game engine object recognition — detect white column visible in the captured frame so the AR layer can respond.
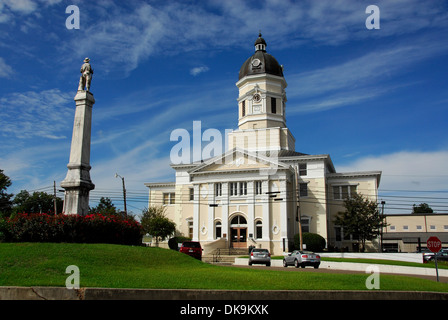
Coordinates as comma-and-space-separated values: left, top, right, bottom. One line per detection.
207, 183, 215, 241
222, 182, 229, 240
279, 179, 288, 252
247, 181, 255, 238
262, 180, 270, 241
193, 184, 200, 241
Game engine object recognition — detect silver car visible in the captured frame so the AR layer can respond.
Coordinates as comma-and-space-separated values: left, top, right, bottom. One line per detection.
283, 250, 321, 269
249, 248, 271, 266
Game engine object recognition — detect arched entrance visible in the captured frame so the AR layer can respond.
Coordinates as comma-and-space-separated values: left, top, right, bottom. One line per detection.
230, 215, 247, 248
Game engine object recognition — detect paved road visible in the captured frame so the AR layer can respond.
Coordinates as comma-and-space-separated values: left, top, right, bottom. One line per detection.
226, 264, 448, 283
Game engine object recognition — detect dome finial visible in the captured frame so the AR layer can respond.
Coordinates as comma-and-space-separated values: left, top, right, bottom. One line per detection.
254, 32, 266, 52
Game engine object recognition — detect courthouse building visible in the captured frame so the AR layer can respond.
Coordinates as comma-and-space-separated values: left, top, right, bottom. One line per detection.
145, 34, 382, 254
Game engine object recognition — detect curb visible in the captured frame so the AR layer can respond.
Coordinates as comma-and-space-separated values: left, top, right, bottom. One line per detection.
1, 286, 447, 300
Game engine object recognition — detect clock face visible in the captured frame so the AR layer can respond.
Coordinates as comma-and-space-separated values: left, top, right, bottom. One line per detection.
251, 58, 261, 67
253, 93, 261, 103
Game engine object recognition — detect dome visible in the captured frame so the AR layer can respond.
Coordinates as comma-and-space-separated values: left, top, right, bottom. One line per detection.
238, 34, 284, 80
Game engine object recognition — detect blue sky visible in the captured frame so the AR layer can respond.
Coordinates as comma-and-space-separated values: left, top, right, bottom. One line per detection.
1, 0, 447, 215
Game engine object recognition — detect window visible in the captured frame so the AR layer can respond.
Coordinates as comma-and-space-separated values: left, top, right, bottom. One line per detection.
390, 226, 396, 231
335, 226, 342, 242
301, 217, 310, 233
215, 221, 222, 239
242, 100, 245, 117
271, 97, 276, 114
299, 163, 307, 176
189, 188, 194, 201
255, 220, 263, 239
187, 219, 193, 239
231, 215, 247, 225
299, 183, 308, 197
255, 181, 262, 195
239, 182, 247, 195
430, 225, 436, 230
403, 225, 408, 230
416, 225, 422, 230
230, 182, 238, 196
230, 182, 247, 196
215, 183, 222, 197
444, 225, 448, 230
163, 192, 175, 205
333, 185, 357, 200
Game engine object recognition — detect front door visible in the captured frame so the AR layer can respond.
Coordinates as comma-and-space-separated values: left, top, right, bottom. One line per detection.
231, 227, 247, 248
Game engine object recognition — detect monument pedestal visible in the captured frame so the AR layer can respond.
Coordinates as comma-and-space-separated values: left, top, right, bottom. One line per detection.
61, 90, 95, 215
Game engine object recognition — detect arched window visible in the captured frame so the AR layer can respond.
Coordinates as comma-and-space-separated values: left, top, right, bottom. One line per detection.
255, 220, 263, 239
215, 221, 222, 239
231, 215, 247, 226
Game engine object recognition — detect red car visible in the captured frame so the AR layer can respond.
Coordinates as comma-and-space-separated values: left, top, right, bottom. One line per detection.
179, 241, 203, 260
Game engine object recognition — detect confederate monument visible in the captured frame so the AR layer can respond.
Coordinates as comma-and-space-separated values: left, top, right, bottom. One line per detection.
61, 58, 95, 215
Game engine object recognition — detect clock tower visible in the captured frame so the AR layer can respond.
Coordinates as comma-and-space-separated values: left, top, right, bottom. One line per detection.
228, 33, 295, 152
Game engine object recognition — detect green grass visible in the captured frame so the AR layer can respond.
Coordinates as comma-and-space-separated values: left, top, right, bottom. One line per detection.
1, 243, 447, 292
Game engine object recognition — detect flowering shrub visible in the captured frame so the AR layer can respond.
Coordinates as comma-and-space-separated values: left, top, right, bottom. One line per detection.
2, 213, 143, 245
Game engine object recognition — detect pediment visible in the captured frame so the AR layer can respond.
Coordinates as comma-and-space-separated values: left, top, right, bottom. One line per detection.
188, 148, 291, 175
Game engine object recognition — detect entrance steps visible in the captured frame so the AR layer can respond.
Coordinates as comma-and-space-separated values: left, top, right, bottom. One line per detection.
203, 248, 248, 265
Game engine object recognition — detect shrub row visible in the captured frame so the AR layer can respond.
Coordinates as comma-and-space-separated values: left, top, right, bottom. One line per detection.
0, 213, 143, 245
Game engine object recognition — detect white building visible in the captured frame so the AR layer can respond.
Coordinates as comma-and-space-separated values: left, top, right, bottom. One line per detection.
145, 34, 381, 254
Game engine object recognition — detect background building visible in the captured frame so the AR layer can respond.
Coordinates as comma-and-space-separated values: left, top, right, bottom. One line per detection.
145, 34, 381, 255
382, 213, 448, 252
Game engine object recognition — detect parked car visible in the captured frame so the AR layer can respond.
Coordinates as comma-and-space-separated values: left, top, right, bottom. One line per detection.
179, 241, 203, 260
421, 249, 434, 263
249, 248, 271, 266
422, 248, 448, 263
283, 250, 321, 269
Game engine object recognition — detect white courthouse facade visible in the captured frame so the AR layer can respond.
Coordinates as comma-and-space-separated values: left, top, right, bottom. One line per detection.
145, 35, 381, 255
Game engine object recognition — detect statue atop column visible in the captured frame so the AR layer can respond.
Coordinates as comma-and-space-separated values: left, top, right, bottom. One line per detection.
78, 57, 93, 92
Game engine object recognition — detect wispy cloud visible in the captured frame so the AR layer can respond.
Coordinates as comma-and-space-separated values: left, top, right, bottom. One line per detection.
0, 88, 72, 140
287, 35, 448, 113
0, 57, 13, 78
190, 66, 209, 76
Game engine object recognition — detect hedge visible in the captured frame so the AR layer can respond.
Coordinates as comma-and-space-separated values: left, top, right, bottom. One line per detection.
294, 232, 326, 252
0, 213, 143, 245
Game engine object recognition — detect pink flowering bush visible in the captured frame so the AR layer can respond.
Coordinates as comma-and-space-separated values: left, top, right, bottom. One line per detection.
2, 213, 143, 245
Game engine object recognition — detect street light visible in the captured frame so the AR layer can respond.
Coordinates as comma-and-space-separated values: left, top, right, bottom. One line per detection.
115, 173, 127, 216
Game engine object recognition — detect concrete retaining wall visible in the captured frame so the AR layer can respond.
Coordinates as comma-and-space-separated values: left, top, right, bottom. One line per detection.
1, 286, 447, 300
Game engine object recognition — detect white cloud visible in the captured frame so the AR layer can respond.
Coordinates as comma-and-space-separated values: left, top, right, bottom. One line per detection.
0, 57, 13, 78
190, 66, 209, 76
337, 150, 448, 213
0, 89, 73, 140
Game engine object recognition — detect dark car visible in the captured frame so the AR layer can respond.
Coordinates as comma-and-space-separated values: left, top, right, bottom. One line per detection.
179, 241, 203, 260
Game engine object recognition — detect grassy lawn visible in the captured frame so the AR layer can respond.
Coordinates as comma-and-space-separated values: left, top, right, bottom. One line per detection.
1, 242, 447, 292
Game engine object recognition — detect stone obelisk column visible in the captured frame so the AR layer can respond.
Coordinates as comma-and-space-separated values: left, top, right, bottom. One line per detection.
61, 58, 95, 215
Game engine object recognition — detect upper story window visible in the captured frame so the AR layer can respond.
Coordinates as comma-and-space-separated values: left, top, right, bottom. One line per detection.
299, 163, 307, 176
242, 100, 246, 117
215, 183, 222, 197
163, 192, 175, 205
255, 181, 262, 195
271, 97, 277, 114
189, 188, 194, 201
230, 182, 247, 196
333, 185, 357, 200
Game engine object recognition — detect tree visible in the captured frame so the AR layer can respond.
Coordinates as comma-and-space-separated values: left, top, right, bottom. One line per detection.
89, 197, 119, 215
334, 193, 387, 252
412, 203, 434, 214
140, 206, 176, 246
12, 190, 63, 215
0, 169, 13, 217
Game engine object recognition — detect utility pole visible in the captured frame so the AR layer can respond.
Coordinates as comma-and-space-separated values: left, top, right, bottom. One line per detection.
115, 173, 127, 216
295, 166, 303, 250
53, 181, 58, 214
